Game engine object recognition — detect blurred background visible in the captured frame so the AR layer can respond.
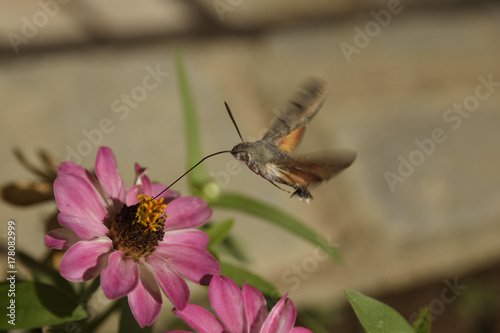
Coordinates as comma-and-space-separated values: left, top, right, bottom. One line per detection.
1, 0, 500, 332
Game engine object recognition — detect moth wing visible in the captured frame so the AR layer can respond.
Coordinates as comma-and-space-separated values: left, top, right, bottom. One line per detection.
278, 126, 305, 153
273, 149, 357, 187
264, 78, 328, 145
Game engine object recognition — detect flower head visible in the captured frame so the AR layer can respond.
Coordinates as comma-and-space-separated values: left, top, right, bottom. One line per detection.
172, 275, 312, 333
45, 146, 220, 327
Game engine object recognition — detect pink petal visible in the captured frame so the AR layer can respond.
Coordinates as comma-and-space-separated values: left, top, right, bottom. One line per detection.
243, 283, 268, 333
58, 213, 109, 240
291, 328, 313, 333
261, 296, 296, 333
126, 182, 156, 207
134, 163, 147, 179
154, 244, 220, 285
128, 263, 163, 328
57, 162, 109, 207
95, 147, 127, 205
45, 228, 80, 250
162, 230, 210, 249
58, 161, 87, 176
164, 197, 212, 230
54, 173, 109, 222
144, 256, 190, 310
209, 275, 247, 333
101, 251, 139, 299
173, 304, 227, 333
126, 168, 153, 205
126, 182, 178, 206
151, 183, 179, 203
126, 184, 144, 206
132, 163, 179, 202
137, 170, 153, 195
59, 238, 112, 281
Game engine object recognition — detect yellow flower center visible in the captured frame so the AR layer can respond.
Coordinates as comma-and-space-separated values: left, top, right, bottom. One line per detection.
135, 194, 168, 232
109, 194, 168, 260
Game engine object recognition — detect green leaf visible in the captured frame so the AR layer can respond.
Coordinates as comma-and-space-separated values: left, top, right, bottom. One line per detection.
16, 249, 77, 299
206, 218, 235, 249
345, 289, 415, 333
215, 234, 250, 263
174, 50, 208, 194
221, 263, 280, 299
412, 306, 432, 333
0, 281, 87, 329
211, 192, 344, 263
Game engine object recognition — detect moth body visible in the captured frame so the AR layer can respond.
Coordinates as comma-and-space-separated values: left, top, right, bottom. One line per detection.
227, 78, 356, 201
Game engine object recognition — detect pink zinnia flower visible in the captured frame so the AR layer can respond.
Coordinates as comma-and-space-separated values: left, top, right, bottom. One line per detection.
172, 275, 312, 333
45, 146, 220, 327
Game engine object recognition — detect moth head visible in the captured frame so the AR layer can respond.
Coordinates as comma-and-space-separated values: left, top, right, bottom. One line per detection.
231, 143, 250, 162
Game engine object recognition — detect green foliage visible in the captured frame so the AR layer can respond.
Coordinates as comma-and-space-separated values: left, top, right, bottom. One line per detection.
345, 289, 415, 333
412, 306, 432, 333
17, 249, 76, 298
221, 262, 279, 299
211, 192, 344, 263
174, 50, 209, 195
205, 218, 235, 250
0, 281, 87, 330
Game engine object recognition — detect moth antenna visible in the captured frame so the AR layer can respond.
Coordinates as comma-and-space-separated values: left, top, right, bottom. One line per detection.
154, 150, 232, 199
224, 102, 244, 143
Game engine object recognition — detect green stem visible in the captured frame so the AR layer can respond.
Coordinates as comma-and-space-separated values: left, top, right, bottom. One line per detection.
174, 50, 208, 193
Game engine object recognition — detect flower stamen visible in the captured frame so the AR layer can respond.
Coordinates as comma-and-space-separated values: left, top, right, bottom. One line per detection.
109, 194, 167, 260
135, 194, 167, 232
